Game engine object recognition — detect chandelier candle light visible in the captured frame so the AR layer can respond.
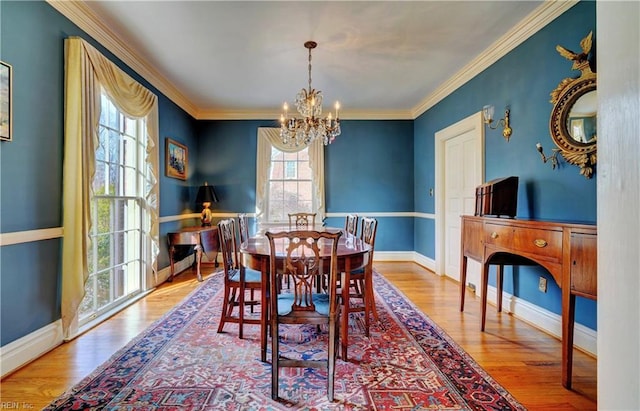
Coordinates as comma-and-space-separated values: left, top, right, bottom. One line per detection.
280, 41, 341, 147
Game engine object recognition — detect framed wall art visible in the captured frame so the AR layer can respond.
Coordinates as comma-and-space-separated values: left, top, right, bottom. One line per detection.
165, 138, 188, 180
1, 60, 12, 141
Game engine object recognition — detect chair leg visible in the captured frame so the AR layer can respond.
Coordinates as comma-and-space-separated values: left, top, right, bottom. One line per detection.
271, 322, 279, 400
328, 318, 337, 401
217, 284, 232, 333
366, 270, 379, 321
238, 285, 245, 339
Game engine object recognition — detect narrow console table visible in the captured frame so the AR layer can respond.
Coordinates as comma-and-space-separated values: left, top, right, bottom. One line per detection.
459, 215, 597, 389
167, 226, 219, 282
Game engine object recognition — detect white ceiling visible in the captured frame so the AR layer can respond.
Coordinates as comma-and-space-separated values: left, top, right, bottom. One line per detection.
58, 1, 570, 119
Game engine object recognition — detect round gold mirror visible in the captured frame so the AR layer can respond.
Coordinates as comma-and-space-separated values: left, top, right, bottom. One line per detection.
548, 31, 597, 178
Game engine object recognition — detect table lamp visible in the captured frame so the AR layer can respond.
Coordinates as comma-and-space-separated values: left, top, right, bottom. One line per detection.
196, 182, 219, 226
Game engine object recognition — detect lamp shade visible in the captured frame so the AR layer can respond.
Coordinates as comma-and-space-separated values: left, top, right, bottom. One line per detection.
196, 182, 219, 205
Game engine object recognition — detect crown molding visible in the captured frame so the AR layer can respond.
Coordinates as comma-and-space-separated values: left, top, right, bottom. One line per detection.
411, 0, 579, 118
195, 108, 414, 121
46, 0, 199, 118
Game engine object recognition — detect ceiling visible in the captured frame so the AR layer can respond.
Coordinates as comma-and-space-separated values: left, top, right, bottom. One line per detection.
55, 1, 570, 120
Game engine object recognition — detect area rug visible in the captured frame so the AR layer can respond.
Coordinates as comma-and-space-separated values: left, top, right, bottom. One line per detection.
45, 271, 525, 410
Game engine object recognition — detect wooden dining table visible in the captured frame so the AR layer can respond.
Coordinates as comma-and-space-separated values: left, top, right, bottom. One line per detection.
239, 227, 372, 362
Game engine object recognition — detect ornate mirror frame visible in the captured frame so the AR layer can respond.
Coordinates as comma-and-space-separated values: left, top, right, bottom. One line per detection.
549, 31, 597, 178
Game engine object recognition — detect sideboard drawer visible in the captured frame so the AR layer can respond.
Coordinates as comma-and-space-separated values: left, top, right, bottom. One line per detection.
513, 227, 563, 261
484, 223, 513, 248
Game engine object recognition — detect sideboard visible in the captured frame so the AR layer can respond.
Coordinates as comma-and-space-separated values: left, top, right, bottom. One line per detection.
459, 215, 597, 389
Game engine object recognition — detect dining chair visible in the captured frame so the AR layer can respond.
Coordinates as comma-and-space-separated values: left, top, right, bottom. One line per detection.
217, 218, 263, 339
344, 214, 358, 236
339, 216, 378, 360
265, 229, 343, 402
288, 212, 317, 229
238, 213, 249, 244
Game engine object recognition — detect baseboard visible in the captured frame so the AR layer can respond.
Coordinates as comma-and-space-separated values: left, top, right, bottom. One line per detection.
1, 320, 63, 378
484, 286, 597, 357
156, 254, 195, 283
411, 252, 436, 272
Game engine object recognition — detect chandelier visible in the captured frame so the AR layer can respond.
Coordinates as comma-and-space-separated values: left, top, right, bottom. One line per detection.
280, 41, 341, 147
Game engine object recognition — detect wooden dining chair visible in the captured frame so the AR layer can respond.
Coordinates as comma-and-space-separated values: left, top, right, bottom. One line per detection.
238, 213, 249, 244
344, 214, 358, 236
288, 212, 316, 229
339, 216, 378, 360
265, 229, 342, 402
217, 218, 262, 339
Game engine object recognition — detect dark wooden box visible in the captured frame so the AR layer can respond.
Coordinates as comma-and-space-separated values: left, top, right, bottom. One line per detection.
475, 176, 518, 218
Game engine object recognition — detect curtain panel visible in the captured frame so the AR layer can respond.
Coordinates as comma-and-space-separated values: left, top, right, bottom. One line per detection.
255, 128, 325, 225
61, 37, 159, 340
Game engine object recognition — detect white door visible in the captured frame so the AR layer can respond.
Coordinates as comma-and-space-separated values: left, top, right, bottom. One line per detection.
444, 132, 479, 280
435, 112, 484, 288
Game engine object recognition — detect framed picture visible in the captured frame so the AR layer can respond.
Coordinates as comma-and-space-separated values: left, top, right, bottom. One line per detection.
165, 138, 188, 180
0, 61, 12, 142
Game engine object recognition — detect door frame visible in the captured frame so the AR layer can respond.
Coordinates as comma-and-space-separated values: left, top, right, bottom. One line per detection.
434, 111, 484, 277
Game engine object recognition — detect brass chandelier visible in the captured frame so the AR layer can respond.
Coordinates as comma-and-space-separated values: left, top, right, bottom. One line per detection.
279, 41, 341, 147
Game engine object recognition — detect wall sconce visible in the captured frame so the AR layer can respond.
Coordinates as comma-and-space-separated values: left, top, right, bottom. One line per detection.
536, 143, 560, 169
196, 182, 219, 226
482, 105, 512, 141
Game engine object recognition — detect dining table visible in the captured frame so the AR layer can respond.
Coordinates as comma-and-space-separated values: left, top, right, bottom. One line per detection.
239, 226, 372, 362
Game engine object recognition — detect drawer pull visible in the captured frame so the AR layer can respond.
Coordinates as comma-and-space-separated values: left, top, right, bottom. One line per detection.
491, 232, 499, 239
534, 239, 548, 248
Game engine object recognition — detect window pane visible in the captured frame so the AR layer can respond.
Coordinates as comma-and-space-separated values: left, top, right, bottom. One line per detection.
266, 146, 315, 223
271, 160, 284, 179
283, 151, 298, 161
298, 162, 312, 180
284, 161, 296, 179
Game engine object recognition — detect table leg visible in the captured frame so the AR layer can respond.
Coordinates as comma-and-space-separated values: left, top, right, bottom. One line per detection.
341, 258, 352, 361
496, 264, 504, 313
480, 262, 490, 331
562, 289, 576, 388
460, 256, 468, 311
195, 245, 203, 282
168, 245, 176, 282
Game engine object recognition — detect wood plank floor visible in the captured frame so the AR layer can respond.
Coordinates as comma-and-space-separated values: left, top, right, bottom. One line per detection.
0, 261, 597, 410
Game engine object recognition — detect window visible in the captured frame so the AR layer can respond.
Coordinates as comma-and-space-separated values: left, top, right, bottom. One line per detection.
267, 147, 313, 222
255, 128, 324, 226
78, 92, 150, 325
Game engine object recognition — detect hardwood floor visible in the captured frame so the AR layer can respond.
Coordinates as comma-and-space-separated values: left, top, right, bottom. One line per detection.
0, 261, 597, 410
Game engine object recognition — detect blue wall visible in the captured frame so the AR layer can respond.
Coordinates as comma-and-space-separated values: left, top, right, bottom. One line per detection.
0, 0, 597, 347
414, 1, 597, 329
196, 120, 415, 252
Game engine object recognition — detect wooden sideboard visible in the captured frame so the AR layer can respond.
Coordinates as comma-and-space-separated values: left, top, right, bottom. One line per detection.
459, 215, 597, 389
167, 226, 219, 282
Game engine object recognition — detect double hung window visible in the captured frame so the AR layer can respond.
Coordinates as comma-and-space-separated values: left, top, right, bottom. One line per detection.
79, 93, 150, 326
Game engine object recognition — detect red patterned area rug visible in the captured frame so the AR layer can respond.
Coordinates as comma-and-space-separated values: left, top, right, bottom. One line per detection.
45, 271, 525, 410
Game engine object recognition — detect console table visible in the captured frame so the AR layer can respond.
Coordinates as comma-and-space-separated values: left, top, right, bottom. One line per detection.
459, 215, 597, 389
167, 226, 219, 282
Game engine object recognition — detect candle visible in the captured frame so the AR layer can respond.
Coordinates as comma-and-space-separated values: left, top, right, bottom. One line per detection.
536, 142, 542, 151
335, 101, 340, 118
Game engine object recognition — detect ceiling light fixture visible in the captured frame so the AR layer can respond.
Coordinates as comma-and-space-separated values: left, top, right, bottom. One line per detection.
280, 41, 341, 147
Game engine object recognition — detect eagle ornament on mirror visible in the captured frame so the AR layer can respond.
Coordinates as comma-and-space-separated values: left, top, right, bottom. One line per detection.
549, 31, 597, 179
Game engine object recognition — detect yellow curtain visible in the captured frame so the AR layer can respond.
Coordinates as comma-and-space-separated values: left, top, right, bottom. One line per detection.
61, 37, 159, 340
